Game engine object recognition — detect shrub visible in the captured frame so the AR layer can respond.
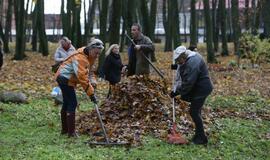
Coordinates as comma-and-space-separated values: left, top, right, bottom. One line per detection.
239, 33, 270, 66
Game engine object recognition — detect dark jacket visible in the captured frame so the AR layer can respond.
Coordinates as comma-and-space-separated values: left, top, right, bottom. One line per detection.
127, 34, 155, 76
176, 53, 213, 102
103, 53, 123, 85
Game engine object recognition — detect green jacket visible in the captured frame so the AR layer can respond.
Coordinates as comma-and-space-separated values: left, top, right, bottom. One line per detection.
133, 34, 155, 75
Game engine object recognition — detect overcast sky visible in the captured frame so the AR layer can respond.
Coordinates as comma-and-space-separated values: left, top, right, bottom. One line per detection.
44, 0, 61, 14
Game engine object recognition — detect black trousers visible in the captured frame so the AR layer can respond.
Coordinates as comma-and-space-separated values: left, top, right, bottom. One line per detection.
57, 76, 77, 112
189, 97, 206, 136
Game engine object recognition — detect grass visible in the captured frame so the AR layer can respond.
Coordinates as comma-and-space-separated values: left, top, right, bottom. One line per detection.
206, 91, 270, 113
0, 97, 269, 160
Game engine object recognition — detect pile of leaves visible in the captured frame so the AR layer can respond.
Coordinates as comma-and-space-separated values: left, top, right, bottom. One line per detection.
76, 76, 192, 144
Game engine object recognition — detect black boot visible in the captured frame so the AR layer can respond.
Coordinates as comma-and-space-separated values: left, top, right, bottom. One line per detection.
192, 133, 208, 145
60, 109, 68, 135
66, 112, 79, 138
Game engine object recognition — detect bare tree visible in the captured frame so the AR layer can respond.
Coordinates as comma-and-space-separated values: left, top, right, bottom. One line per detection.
3, 0, 12, 53
190, 0, 197, 47
219, 0, 228, 56
36, 0, 48, 56
203, 0, 216, 63
13, 0, 26, 60
108, 0, 122, 45
97, 0, 109, 77
262, 0, 270, 37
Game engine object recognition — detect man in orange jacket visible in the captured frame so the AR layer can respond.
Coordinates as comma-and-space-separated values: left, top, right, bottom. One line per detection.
55, 38, 104, 137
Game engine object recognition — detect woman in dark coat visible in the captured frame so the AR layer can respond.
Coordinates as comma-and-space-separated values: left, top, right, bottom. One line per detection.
103, 44, 126, 97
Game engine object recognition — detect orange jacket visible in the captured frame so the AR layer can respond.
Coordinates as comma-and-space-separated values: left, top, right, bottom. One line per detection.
55, 47, 96, 96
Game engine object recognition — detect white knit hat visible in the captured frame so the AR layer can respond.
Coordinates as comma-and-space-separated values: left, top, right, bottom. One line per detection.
87, 39, 104, 50
173, 46, 187, 60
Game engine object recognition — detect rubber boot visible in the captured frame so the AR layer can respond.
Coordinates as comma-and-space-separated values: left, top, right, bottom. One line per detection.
192, 133, 208, 145
60, 109, 68, 135
66, 112, 79, 137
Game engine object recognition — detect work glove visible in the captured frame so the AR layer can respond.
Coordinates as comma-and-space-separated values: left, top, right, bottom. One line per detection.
171, 64, 178, 70
170, 91, 178, 98
90, 94, 98, 104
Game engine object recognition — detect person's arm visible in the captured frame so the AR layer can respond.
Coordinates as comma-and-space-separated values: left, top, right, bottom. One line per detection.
139, 37, 154, 53
54, 48, 65, 62
72, 57, 94, 96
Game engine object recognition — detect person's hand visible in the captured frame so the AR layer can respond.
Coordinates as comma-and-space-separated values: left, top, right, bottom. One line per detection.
134, 45, 141, 50
121, 66, 127, 74
90, 94, 98, 104
91, 83, 97, 89
170, 91, 177, 98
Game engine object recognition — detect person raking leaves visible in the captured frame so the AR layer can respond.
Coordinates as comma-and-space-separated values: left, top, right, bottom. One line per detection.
170, 46, 213, 145
55, 38, 104, 137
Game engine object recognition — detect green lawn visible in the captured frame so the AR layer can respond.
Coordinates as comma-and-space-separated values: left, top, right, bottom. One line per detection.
0, 98, 269, 160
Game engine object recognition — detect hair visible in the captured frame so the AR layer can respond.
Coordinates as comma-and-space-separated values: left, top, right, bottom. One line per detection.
84, 39, 104, 55
105, 44, 119, 57
132, 23, 141, 31
188, 45, 197, 51
59, 36, 71, 47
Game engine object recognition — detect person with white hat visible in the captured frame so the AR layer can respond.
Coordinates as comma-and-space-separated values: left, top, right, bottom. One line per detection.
170, 45, 213, 145
55, 38, 104, 137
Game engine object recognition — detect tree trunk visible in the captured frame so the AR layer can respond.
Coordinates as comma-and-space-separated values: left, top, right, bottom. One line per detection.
251, 0, 257, 34
254, 0, 262, 33
190, 0, 197, 47
179, 0, 186, 43
173, 0, 180, 48
163, 0, 173, 51
231, 0, 240, 55
219, 0, 228, 56
24, 0, 30, 43
245, 0, 250, 31
262, 0, 270, 37
83, 0, 97, 43
66, 0, 72, 38
71, 0, 82, 48
149, 0, 157, 41
108, 0, 122, 45
126, 0, 136, 35
36, 0, 49, 56
13, 0, 26, 60
31, 3, 37, 51
140, 0, 150, 37
203, 0, 215, 63
120, 0, 127, 52
98, 0, 109, 77
212, 0, 219, 52
61, 0, 67, 36
88, 0, 97, 34
3, 0, 12, 53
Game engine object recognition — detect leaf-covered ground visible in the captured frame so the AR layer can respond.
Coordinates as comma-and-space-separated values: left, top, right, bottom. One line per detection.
0, 43, 269, 159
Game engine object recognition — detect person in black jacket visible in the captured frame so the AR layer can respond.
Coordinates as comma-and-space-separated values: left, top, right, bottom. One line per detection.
170, 46, 213, 145
103, 44, 126, 97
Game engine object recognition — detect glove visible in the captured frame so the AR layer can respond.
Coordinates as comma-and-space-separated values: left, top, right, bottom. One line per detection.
170, 91, 177, 98
171, 64, 178, 70
90, 94, 98, 104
